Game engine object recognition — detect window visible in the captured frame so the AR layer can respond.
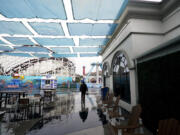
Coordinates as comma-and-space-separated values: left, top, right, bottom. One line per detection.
112, 52, 131, 103
45, 80, 50, 84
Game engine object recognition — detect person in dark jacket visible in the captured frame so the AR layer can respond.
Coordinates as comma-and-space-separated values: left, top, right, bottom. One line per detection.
80, 80, 88, 103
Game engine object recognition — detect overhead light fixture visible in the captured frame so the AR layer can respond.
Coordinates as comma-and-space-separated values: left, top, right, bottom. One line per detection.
143, 0, 162, 2
131, 0, 163, 3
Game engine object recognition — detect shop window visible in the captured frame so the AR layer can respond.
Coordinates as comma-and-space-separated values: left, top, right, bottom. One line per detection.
45, 80, 50, 84
112, 52, 131, 103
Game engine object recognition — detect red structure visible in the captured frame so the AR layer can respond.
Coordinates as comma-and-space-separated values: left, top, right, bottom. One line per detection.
83, 66, 85, 76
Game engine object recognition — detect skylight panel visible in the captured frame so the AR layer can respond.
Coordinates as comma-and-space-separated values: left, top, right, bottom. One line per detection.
15, 46, 49, 53
34, 38, 74, 46
79, 38, 109, 46
0, 46, 13, 51
73, 47, 101, 52
71, 0, 128, 20
52, 53, 77, 57
30, 22, 64, 36
50, 47, 71, 53
80, 53, 98, 57
0, 40, 5, 45
68, 23, 117, 36
4, 37, 34, 45
0, 0, 67, 19
0, 21, 32, 35
32, 53, 50, 58
4, 53, 32, 57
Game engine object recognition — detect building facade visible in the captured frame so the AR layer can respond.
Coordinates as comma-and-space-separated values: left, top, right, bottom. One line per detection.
101, 0, 180, 133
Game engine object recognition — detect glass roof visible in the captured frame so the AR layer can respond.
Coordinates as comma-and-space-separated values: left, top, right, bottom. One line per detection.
32, 53, 50, 58
0, 0, 128, 57
73, 47, 100, 53
0, 40, 5, 44
0, 0, 66, 19
79, 38, 109, 46
30, 22, 65, 36
3, 52, 32, 57
0, 46, 13, 51
15, 46, 49, 53
0, 21, 32, 35
52, 53, 78, 58
34, 38, 75, 46
4, 37, 34, 45
50, 47, 71, 53
80, 53, 98, 57
72, 0, 127, 20
68, 23, 117, 36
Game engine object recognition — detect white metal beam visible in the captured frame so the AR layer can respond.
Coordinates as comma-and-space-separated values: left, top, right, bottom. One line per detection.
61, 22, 70, 37
0, 14, 117, 23
22, 21, 38, 35
0, 34, 111, 39
73, 37, 79, 46
63, 0, 74, 21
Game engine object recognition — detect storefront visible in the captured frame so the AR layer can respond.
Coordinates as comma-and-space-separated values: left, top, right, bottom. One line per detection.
101, 0, 180, 131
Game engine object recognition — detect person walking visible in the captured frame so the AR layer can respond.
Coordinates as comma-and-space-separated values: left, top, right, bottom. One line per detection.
80, 80, 88, 103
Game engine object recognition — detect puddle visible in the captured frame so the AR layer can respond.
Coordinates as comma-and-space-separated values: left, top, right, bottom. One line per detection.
0, 90, 103, 135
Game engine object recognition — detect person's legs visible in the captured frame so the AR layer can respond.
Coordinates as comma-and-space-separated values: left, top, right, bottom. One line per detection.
81, 92, 82, 100
81, 92, 85, 104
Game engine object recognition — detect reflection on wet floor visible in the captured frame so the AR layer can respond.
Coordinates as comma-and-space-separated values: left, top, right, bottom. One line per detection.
0, 90, 110, 135
27, 93, 103, 135
0, 89, 153, 135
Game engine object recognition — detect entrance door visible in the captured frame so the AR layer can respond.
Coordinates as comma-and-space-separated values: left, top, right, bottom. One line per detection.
137, 51, 180, 134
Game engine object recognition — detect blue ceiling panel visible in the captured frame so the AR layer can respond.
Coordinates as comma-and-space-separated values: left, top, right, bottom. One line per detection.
73, 47, 101, 52
15, 46, 49, 53
79, 38, 109, 46
68, 23, 117, 36
30, 22, 64, 36
0, 0, 66, 19
0, 40, 5, 45
50, 47, 71, 53
34, 38, 74, 46
4, 53, 32, 57
32, 53, 50, 58
71, 0, 128, 20
0, 46, 13, 51
4, 37, 34, 45
0, 21, 32, 35
52, 53, 77, 58
80, 53, 98, 57
0, 0, 128, 58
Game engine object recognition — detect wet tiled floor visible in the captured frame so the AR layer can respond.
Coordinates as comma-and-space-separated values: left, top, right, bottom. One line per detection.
0, 89, 152, 135
0, 89, 112, 135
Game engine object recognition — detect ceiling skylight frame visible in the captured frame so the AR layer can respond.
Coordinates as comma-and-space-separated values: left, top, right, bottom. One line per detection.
0, 0, 128, 57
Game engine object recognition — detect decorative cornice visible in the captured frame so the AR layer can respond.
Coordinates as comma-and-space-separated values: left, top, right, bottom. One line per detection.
101, 0, 179, 55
